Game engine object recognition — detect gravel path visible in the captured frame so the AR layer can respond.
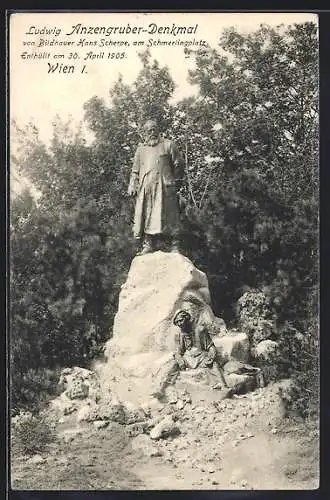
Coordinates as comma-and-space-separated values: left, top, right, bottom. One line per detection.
11, 383, 319, 490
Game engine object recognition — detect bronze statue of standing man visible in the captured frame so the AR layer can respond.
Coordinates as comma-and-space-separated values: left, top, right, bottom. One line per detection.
128, 119, 185, 255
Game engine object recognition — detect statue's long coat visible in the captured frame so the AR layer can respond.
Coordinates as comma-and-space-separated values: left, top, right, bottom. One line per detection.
129, 138, 184, 238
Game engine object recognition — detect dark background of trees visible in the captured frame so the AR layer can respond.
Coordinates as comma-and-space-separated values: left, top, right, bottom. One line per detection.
10, 22, 318, 416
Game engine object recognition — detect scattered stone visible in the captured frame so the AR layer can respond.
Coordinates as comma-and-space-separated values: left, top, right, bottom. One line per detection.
59, 428, 84, 443
180, 390, 192, 404
166, 387, 179, 404
146, 414, 163, 429
141, 398, 164, 414
49, 393, 79, 419
150, 448, 163, 457
176, 399, 185, 410
132, 434, 165, 460
226, 373, 257, 395
27, 454, 45, 465
77, 404, 91, 422
131, 434, 163, 457
150, 415, 181, 440
127, 421, 147, 437
93, 420, 109, 429
63, 403, 77, 416
58, 366, 101, 402
194, 406, 204, 413
122, 402, 146, 424
107, 404, 127, 424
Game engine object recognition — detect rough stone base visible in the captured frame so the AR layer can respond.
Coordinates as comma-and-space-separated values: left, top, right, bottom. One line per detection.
174, 368, 231, 405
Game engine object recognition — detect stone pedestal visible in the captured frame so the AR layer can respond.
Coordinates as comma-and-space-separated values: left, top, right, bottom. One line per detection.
99, 252, 227, 404
98, 251, 257, 405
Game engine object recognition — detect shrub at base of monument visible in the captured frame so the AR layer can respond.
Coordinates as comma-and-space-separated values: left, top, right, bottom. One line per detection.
236, 290, 278, 347
252, 339, 280, 383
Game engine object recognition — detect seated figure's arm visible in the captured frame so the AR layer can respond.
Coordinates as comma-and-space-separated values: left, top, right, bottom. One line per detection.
173, 333, 186, 370
198, 329, 217, 365
173, 353, 186, 370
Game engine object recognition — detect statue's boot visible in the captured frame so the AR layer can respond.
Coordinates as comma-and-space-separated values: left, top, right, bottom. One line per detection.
170, 238, 180, 253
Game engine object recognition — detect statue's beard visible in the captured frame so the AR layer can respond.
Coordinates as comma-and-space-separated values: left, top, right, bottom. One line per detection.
145, 136, 159, 146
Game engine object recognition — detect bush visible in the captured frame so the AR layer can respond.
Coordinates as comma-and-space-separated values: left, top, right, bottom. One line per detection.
277, 323, 319, 419
11, 411, 56, 456
10, 367, 62, 416
236, 289, 278, 345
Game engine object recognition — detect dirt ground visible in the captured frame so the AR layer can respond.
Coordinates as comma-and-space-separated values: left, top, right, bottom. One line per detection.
10, 383, 319, 491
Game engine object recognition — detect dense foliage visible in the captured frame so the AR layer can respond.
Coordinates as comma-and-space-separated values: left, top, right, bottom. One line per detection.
11, 410, 56, 455
10, 23, 318, 416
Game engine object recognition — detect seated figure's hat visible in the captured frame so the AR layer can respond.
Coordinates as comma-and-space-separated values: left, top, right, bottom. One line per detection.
173, 309, 191, 326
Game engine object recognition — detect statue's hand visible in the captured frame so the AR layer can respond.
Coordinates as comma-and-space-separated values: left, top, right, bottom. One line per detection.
174, 353, 186, 370
177, 357, 186, 370
128, 185, 137, 197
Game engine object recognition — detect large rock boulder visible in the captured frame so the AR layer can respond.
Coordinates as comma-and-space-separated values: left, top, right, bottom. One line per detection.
107, 251, 216, 356
149, 414, 181, 440
236, 289, 277, 346
254, 339, 279, 361
99, 251, 226, 404
213, 331, 250, 364
58, 367, 101, 401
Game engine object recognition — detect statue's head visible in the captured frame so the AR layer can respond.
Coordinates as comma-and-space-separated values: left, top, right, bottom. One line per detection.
143, 119, 160, 144
173, 309, 192, 331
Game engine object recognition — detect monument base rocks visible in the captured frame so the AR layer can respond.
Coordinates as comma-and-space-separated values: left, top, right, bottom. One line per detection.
45, 254, 272, 432
98, 251, 256, 406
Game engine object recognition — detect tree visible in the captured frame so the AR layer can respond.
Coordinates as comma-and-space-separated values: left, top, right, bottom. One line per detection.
168, 22, 318, 326
10, 50, 179, 411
